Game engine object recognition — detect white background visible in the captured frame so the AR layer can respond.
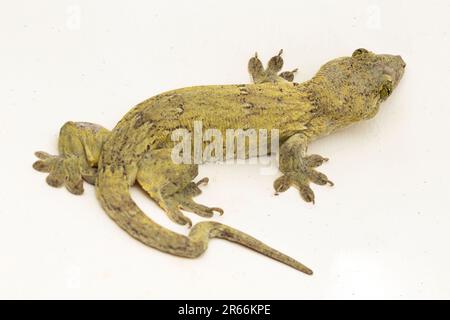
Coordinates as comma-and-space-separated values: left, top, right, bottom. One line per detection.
1, 0, 450, 299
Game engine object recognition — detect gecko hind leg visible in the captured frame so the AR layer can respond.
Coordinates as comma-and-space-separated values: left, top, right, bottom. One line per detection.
136, 149, 223, 227
248, 49, 299, 84
33, 121, 110, 194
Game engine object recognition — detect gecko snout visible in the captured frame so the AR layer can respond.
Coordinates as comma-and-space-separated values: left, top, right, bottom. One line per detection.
397, 55, 406, 69
395, 55, 406, 84
383, 54, 406, 87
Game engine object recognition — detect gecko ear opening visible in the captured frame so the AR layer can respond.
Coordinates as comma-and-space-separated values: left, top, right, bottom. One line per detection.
352, 48, 369, 58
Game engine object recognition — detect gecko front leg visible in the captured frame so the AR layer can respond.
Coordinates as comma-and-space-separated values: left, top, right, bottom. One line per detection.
33, 121, 110, 194
248, 49, 299, 84
274, 133, 333, 203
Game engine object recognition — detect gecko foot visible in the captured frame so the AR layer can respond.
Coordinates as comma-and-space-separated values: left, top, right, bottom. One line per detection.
248, 49, 299, 84
33, 151, 96, 195
161, 197, 223, 227
161, 178, 224, 227
274, 155, 333, 203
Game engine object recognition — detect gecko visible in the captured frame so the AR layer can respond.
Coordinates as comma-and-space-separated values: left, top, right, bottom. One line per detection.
33, 48, 405, 275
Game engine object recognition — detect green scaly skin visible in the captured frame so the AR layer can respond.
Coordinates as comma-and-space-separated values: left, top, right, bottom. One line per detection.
33, 48, 405, 275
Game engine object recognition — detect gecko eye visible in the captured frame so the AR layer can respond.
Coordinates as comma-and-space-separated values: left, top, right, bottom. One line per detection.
352, 48, 369, 57
380, 78, 393, 100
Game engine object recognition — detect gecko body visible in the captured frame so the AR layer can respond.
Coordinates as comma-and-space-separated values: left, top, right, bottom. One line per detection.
34, 49, 405, 274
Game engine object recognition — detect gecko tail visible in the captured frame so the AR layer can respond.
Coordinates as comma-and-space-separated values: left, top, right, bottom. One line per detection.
191, 221, 313, 275
96, 166, 313, 275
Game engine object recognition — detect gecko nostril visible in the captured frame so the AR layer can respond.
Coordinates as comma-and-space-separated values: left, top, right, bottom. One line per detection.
398, 56, 406, 68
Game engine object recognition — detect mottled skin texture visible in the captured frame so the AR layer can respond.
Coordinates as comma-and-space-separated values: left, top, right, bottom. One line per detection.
34, 49, 405, 275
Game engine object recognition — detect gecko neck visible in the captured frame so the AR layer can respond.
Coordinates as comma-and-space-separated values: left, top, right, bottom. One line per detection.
301, 76, 381, 139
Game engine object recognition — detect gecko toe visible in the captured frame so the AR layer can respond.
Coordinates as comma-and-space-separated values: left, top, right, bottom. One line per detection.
307, 169, 333, 186
33, 160, 52, 173
273, 175, 292, 193
35, 151, 51, 160
299, 185, 315, 204
279, 68, 298, 82
65, 179, 84, 195
167, 206, 193, 227
180, 201, 224, 218
196, 177, 209, 186
212, 207, 224, 216
304, 154, 329, 167
46, 170, 64, 188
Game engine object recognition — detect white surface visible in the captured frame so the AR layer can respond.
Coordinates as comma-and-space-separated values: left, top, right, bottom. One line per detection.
1, 0, 450, 299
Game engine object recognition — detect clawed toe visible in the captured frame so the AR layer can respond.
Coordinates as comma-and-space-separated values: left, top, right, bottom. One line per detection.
307, 169, 334, 186
33, 160, 52, 173
279, 68, 299, 82
267, 49, 284, 73
304, 154, 328, 167
274, 175, 292, 193
166, 206, 193, 227
35, 151, 51, 160
248, 53, 264, 80
196, 177, 209, 186
211, 207, 224, 215
180, 177, 210, 198
299, 184, 315, 204
180, 201, 224, 219
46, 165, 64, 187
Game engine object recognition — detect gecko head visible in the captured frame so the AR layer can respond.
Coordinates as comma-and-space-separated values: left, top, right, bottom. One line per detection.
351, 48, 406, 102
313, 48, 406, 124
